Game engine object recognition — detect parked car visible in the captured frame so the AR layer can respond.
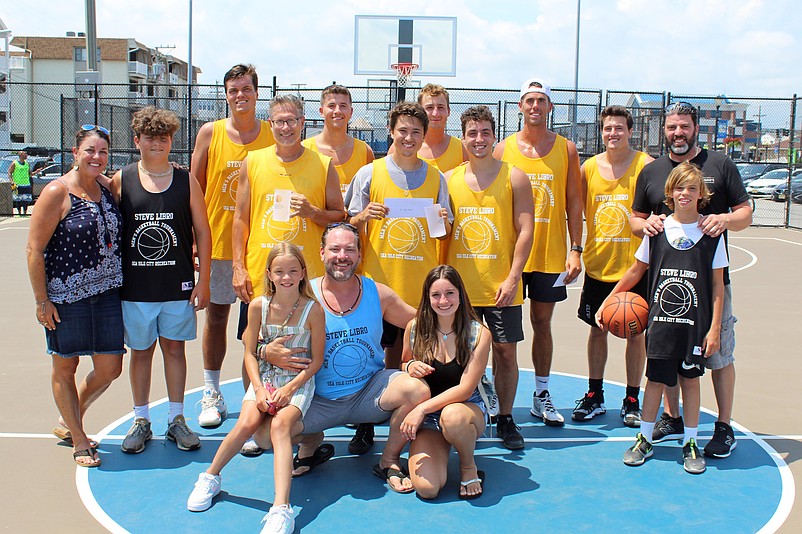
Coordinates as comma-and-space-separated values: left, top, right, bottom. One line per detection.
791, 181, 802, 204
771, 174, 802, 202
746, 168, 798, 197
738, 163, 786, 185
31, 163, 68, 199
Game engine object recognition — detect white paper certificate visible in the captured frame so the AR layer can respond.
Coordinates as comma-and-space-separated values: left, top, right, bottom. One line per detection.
384, 197, 433, 219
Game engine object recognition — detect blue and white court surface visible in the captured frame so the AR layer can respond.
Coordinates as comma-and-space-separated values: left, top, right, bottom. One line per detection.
81, 371, 791, 533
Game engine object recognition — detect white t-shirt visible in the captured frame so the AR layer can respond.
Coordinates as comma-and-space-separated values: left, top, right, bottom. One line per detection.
635, 215, 729, 269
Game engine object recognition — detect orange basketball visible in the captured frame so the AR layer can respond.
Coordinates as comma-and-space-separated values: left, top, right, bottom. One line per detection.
600, 291, 649, 339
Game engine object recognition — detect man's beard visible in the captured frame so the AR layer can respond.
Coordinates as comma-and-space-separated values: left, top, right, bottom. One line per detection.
325, 260, 356, 282
667, 135, 695, 155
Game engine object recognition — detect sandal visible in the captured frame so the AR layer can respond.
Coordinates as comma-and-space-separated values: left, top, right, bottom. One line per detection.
459, 470, 485, 500
53, 426, 98, 449
292, 444, 335, 478
73, 448, 101, 468
372, 464, 414, 494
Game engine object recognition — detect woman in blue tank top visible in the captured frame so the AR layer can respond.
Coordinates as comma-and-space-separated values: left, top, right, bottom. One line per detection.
400, 265, 491, 500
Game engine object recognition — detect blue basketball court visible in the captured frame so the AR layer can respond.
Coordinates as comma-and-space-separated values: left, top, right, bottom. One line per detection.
79, 370, 791, 533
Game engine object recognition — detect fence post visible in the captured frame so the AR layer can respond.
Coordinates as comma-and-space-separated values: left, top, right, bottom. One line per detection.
60, 94, 65, 173
94, 83, 99, 126
785, 94, 797, 227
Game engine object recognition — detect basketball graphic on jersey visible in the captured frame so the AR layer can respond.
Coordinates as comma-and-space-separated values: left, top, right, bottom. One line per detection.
595, 203, 629, 238
331, 344, 369, 379
386, 219, 421, 254
659, 281, 693, 317
136, 225, 172, 261
531, 183, 553, 217
227, 174, 239, 203
459, 218, 494, 254
266, 211, 300, 242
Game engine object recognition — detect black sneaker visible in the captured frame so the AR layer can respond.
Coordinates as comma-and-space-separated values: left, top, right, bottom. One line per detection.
704, 421, 737, 458
496, 415, 525, 450
651, 412, 684, 443
348, 423, 374, 455
571, 391, 606, 421
620, 396, 642, 428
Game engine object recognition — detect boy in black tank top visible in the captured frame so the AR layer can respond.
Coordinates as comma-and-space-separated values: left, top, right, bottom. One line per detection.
111, 106, 212, 454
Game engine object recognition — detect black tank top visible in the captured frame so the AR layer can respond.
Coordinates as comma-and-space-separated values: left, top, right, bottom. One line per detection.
646, 231, 721, 363
120, 163, 195, 302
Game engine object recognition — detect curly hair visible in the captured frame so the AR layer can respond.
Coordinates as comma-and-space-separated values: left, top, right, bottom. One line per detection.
460, 105, 496, 135
388, 101, 429, 136
131, 106, 180, 137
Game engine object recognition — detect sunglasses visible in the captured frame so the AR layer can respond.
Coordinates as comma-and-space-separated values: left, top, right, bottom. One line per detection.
322, 221, 360, 244
81, 124, 111, 135
664, 102, 698, 117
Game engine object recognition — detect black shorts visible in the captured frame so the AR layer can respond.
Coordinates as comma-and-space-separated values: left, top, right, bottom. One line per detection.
380, 319, 404, 348
473, 305, 524, 343
577, 274, 648, 328
237, 300, 249, 340
522, 271, 567, 303
646, 358, 704, 387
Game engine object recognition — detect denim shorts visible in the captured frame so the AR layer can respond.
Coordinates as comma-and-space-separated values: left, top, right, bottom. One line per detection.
210, 259, 237, 305
122, 300, 197, 350
420, 390, 487, 432
45, 288, 125, 358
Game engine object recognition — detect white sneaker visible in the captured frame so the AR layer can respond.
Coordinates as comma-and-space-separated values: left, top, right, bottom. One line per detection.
260, 504, 295, 534
187, 472, 221, 512
198, 389, 227, 428
530, 390, 565, 427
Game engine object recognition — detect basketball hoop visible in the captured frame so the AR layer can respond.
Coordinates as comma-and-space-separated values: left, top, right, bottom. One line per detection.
391, 63, 418, 88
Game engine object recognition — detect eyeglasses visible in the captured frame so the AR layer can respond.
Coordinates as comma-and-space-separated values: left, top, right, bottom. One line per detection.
664, 102, 698, 117
270, 117, 302, 128
81, 124, 111, 135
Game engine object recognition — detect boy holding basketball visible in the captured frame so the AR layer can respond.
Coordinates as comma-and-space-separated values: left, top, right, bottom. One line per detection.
596, 162, 728, 474
112, 106, 212, 454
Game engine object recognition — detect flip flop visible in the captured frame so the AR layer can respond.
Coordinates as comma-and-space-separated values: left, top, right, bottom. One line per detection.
372, 464, 415, 494
53, 426, 98, 449
292, 443, 335, 478
73, 448, 101, 468
459, 470, 485, 500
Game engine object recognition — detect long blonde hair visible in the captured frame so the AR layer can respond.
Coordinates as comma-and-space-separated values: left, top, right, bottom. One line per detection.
263, 243, 316, 302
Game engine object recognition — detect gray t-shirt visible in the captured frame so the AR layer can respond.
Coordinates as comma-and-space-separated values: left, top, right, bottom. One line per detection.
345, 156, 454, 222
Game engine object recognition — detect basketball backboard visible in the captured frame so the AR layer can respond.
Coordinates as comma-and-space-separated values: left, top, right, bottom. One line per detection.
354, 15, 457, 77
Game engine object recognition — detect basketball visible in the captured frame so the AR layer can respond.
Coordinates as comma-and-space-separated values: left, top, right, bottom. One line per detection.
600, 291, 649, 339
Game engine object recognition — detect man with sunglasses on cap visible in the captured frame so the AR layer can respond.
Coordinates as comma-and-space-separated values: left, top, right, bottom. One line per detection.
494, 77, 583, 431
630, 101, 752, 459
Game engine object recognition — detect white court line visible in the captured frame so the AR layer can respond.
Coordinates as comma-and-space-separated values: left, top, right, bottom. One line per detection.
732, 236, 802, 247
729, 244, 758, 273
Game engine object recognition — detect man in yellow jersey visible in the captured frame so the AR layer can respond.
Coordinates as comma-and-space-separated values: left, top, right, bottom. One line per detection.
387, 84, 468, 173
444, 105, 534, 449
191, 64, 275, 429
345, 101, 452, 367
303, 85, 375, 197
573, 106, 653, 427
233, 93, 344, 312
493, 77, 583, 427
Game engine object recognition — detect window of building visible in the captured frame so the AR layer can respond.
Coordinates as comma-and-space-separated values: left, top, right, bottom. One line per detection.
11, 133, 25, 143
74, 47, 102, 62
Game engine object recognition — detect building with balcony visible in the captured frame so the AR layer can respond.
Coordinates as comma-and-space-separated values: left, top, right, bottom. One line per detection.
6, 33, 200, 150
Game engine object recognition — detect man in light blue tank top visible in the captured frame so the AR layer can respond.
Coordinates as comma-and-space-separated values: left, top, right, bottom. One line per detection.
261, 223, 426, 492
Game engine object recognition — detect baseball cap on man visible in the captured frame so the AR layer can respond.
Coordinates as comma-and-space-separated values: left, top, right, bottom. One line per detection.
520, 77, 552, 101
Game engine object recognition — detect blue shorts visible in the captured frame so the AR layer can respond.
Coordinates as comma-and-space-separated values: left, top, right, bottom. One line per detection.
420, 390, 487, 432
122, 300, 197, 350
45, 288, 125, 358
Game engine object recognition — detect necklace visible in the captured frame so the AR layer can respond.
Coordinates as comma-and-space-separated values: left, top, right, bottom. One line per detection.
138, 162, 174, 178
73, 175, 99, 201
270, 296, 302, 333
321, 276, 362, 316
436, 327, 455, 341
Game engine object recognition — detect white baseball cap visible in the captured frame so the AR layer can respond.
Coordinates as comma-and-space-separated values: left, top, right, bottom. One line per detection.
520, 77, 552, 101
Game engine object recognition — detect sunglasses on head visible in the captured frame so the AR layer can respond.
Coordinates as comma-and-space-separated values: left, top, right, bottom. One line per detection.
664, 102, 698, 117
81, 124, 110, 135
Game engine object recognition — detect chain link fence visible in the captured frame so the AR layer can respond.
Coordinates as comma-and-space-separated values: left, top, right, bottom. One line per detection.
2, 81, 800, 228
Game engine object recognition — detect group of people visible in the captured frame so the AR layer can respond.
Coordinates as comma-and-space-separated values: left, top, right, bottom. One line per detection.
26, 63, 751, 534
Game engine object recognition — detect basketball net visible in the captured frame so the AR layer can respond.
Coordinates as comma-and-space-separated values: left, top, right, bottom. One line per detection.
391, 63, 418, 88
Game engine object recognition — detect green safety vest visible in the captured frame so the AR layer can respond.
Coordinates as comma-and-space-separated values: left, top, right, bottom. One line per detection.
11, 160, 31, 186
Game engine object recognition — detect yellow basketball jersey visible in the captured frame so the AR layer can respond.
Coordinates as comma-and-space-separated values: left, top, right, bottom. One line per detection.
445, 163, 523, 307
362, 158, 441, 306
583, 152, 649, 282
500, 133, 569, 273
205, 119, 275, 260
420, 136, 464, 173
244, 146, 330, 297
303, 137, 369, 196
